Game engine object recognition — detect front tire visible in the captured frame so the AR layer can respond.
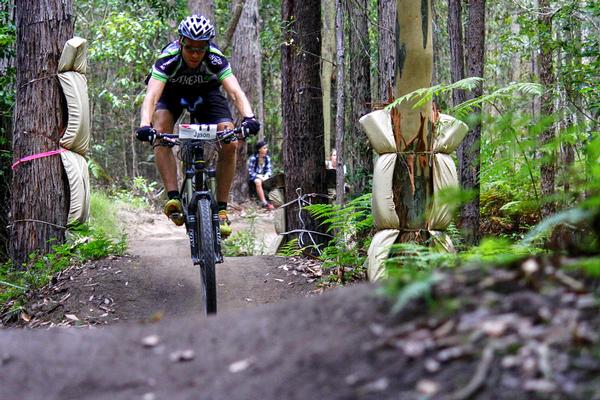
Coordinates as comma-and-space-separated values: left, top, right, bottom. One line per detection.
197, 198, 217, 314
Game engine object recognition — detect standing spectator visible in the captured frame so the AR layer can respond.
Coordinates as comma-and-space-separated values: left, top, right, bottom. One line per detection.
248, 140, 274, 210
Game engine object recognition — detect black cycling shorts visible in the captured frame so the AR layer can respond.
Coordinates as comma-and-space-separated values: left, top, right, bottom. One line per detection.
156, 87, 233, 124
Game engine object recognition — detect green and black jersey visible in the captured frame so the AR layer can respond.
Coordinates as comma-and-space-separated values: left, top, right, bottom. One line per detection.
148, 40, 233, 93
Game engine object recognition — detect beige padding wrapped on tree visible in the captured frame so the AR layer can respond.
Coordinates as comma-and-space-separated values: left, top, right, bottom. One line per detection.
372, 154, 399, 229
58, 71, 90, 155
367, 229, 400, 282
61, 150, 90, 224
428, 154, 459, 230
359, 109, 396, 154
432, 114, 468, 154
58, 37, 88, 74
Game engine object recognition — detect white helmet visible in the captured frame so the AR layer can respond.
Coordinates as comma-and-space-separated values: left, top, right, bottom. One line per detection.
178, 15, 215, 41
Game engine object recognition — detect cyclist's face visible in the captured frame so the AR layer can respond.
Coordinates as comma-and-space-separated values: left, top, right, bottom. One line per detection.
181, 38, 209, 68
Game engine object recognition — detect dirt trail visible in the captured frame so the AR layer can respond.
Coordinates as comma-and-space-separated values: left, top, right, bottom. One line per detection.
111, 207, 319, 320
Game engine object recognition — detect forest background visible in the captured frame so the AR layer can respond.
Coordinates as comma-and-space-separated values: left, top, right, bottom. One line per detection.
0, 0, 598, 264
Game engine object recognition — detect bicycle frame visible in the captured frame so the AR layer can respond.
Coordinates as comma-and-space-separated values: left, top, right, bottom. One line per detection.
178, 140, 223, 265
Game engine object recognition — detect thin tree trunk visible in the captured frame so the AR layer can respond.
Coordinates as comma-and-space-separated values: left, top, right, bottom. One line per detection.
231, 0, 263, 203
394, 0, 433, 243
0, 0, 14, 261
321, 0, 336, 158
538, 0, 555, 217
448, 0, 466, 106
11, 0, 73, 266
187, 0, 215, 23
282, 0, 327, 247
346, 0, 372, 196
458, 0, 485, 245
335, 0, 345, 205
377, 0, 395, 102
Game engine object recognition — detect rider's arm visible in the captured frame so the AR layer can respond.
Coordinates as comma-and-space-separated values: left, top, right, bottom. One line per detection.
221, 75, 254, 118
140, 77, 166, 127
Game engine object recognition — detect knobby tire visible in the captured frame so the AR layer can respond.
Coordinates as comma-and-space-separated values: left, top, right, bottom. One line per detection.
197, 198, 217, 314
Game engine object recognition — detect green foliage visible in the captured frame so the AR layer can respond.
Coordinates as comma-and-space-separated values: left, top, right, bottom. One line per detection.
381, 243, 455, 313
222, 212, 265, 256
304, 194, 373, 280
462, 237, 539, 266
0, 190, 127, 306
277, 239, 304, 257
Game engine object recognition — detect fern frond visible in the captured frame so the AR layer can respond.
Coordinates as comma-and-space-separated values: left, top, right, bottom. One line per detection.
384, 77, 484, 111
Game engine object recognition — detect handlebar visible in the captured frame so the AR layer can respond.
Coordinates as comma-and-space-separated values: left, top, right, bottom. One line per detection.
155, 126, 244, 147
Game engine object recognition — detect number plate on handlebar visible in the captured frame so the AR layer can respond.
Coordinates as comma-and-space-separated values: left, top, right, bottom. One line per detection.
178, 124, 218, 140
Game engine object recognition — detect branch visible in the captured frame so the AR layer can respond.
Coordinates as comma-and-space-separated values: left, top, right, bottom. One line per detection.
221, 0, 247, 52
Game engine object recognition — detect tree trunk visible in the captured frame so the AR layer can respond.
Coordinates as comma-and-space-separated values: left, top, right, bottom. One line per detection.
346, 0, 372, 196
394, 0, 433, 243
538, 0, 555, 217
0, 0, 14, 261
335, 0, 345, 205
231, 0, 263, 203
448, 0, 466, 106
282, 0, 327, 247
11, 0, 73, 266
377, 0, 396, 102
457, 0, 485, 245
187, 0, 215, 23
321, 0, 336, 158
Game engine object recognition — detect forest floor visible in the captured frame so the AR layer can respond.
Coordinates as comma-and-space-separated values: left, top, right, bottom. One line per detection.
1, 207, 600, 399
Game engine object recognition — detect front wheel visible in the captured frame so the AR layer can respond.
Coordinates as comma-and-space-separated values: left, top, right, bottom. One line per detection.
197, 198, 217, 314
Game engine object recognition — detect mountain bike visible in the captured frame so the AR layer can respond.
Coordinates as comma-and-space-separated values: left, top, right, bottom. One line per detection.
156, 124, 244, 315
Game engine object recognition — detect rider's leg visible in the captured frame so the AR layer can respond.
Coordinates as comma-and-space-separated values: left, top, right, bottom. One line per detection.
215, 121, 237, 204
152, 109, 178, 192
254, 178, 267, 204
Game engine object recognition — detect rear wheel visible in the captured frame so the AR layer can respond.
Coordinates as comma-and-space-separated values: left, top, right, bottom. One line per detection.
197, 198, 217, 314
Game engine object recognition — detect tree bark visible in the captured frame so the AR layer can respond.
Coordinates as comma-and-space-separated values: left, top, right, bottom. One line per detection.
335, 0, 345, 205
11, 0, 73, 266
346, 0, 372, 196
538, 0, 555, 217
0, 0, 15, 261
231, 0, 263, 203
282, 0, 327, 246
321, 0, 336, 158
187, 0, 215, 23
394, 0, 433, 243
457, 0, 485, 245
377, 0, 396, 102
448, 0, 466, 106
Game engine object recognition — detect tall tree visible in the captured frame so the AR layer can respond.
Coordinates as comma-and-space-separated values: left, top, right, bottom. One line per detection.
11, 0, 73, 265
538, 0, 555, 217
377, 0, 396, 102
346, 0, 372, 195
394, 0, 433, 243
230, 0, 264, 203
457, 0, 485, 245
188, 0, 215, 22
0, 0, 15, 260
281, 0, 327, 245
321, 0, 336, 158
335, 0, 345, 204
448, 0, 466, 107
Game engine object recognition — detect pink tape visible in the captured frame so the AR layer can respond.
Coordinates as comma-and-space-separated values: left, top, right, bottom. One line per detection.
11, 148, 67, 170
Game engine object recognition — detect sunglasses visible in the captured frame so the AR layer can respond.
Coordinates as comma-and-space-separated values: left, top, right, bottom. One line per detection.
183, 44, 209, 53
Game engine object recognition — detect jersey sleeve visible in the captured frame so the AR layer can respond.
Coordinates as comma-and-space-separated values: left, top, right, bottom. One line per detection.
150, 42, 181, 83
206, 45, 234, 82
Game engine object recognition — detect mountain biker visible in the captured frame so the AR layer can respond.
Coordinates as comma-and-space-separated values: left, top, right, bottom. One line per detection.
136, 14, 260, 238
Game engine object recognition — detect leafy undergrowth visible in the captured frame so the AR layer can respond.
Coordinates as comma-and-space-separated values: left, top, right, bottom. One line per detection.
0, 190, 128, 318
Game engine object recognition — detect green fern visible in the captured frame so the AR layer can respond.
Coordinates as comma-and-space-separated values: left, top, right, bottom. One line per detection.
277, 238, 304, 257
385, 77, 484, 110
